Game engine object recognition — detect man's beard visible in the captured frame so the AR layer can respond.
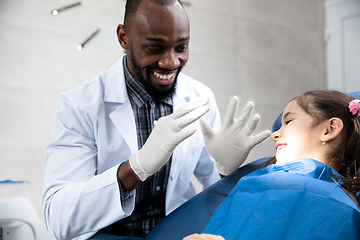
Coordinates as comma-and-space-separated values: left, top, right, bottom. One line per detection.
129, 50, 183, 104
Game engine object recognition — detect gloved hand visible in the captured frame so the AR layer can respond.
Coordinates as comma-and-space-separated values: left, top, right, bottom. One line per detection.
200, 96, 271, 176
129, 97, 210, 181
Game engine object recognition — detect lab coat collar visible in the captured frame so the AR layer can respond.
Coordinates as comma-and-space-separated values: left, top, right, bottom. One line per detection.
174, 73, 190, 100
104, 55, 128, 104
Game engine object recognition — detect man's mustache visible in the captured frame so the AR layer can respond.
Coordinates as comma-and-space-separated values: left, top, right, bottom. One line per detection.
145, 62, 186, 72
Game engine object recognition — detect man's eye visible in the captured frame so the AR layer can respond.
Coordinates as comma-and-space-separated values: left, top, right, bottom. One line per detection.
176, 45, 188, 52
147, 47, 161, 52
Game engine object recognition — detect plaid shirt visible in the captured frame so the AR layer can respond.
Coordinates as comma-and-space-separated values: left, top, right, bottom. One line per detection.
100, 56, 173, 237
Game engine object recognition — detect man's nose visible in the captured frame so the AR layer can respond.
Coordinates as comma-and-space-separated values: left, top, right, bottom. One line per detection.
158, 51, 180, 70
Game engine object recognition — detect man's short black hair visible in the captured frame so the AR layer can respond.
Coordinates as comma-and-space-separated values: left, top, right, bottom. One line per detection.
123, 0, 184, 31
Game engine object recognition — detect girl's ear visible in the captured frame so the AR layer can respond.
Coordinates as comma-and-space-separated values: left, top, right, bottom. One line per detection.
323, 118, 343, 142
117, 24, 129, 50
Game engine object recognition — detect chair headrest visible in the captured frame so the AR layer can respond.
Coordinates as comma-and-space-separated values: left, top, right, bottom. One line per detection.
272, 91, 360, 132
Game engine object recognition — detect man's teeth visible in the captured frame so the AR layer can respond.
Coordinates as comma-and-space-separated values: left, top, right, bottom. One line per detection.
154, 72, 174, 80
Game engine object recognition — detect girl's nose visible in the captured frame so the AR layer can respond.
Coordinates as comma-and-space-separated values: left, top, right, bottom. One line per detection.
271, 130, 281, 140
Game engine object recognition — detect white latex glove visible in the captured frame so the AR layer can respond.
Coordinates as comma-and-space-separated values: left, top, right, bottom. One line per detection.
129, 97, 210, 181
200, 96, 271, 176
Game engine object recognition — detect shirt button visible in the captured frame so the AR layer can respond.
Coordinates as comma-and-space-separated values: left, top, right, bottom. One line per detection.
156, 186, 161, 191
170, 177, 173, 180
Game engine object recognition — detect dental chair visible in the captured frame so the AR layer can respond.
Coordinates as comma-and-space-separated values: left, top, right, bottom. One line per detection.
0, 198, 52, 240
145, 157, 270, 240
145, 91, 360, 240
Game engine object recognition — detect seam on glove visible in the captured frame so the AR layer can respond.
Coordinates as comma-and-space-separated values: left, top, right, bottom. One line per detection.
129, 154, 149, 181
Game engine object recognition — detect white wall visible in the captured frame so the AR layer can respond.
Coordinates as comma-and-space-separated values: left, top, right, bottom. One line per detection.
325, 0, 360, 91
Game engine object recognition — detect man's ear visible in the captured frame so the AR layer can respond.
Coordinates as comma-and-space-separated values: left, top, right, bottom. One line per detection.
323, 117, 343, 142
117, 24, 129, 50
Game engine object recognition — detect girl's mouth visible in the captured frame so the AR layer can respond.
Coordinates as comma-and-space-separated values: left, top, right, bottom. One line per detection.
275, 143, 287, 151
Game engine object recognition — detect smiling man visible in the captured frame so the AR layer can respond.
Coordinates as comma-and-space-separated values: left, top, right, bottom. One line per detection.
117, 0, 190, 103
42, 0, 268, 239
43, 1, 222, 239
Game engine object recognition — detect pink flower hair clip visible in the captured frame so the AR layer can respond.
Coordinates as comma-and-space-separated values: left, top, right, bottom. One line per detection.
349, 99, 360, 117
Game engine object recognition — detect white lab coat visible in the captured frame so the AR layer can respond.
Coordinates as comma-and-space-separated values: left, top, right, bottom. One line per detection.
42, 57, 221, 240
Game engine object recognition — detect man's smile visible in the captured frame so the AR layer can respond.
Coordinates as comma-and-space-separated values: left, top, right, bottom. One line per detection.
153, 71, 175, 80
151, 70, 177, 86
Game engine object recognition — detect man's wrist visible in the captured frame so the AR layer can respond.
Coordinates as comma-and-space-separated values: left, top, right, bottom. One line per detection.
118, 160, 140, 191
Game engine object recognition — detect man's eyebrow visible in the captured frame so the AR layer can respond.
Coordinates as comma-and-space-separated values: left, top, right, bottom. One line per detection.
146, 37, 166, 43
146, 36, 190, 43
178, 36, 190, 42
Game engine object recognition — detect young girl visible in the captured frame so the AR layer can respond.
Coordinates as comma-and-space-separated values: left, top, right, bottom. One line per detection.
185, 90, 360, 240
270, 90, 360, 204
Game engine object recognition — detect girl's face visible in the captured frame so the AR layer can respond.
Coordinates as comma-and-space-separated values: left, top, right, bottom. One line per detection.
272, 100, 326, 165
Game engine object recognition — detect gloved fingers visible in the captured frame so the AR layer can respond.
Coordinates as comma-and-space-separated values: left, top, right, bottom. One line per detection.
233, 101, 254, 130
243, 114, 260, 136
222, 96, 239, 128
175, 125, 197, 142
199, 117, 215, 140
249, 130, 271, 147
176, 105, 210, 129
172, 97, 209, 119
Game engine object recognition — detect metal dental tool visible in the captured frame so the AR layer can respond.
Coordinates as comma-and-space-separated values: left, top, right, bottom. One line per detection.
76, 29, 100, 52
51, 2, 81, 16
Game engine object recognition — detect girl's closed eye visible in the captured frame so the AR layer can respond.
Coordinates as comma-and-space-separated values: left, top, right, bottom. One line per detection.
284, 119, 293, 125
